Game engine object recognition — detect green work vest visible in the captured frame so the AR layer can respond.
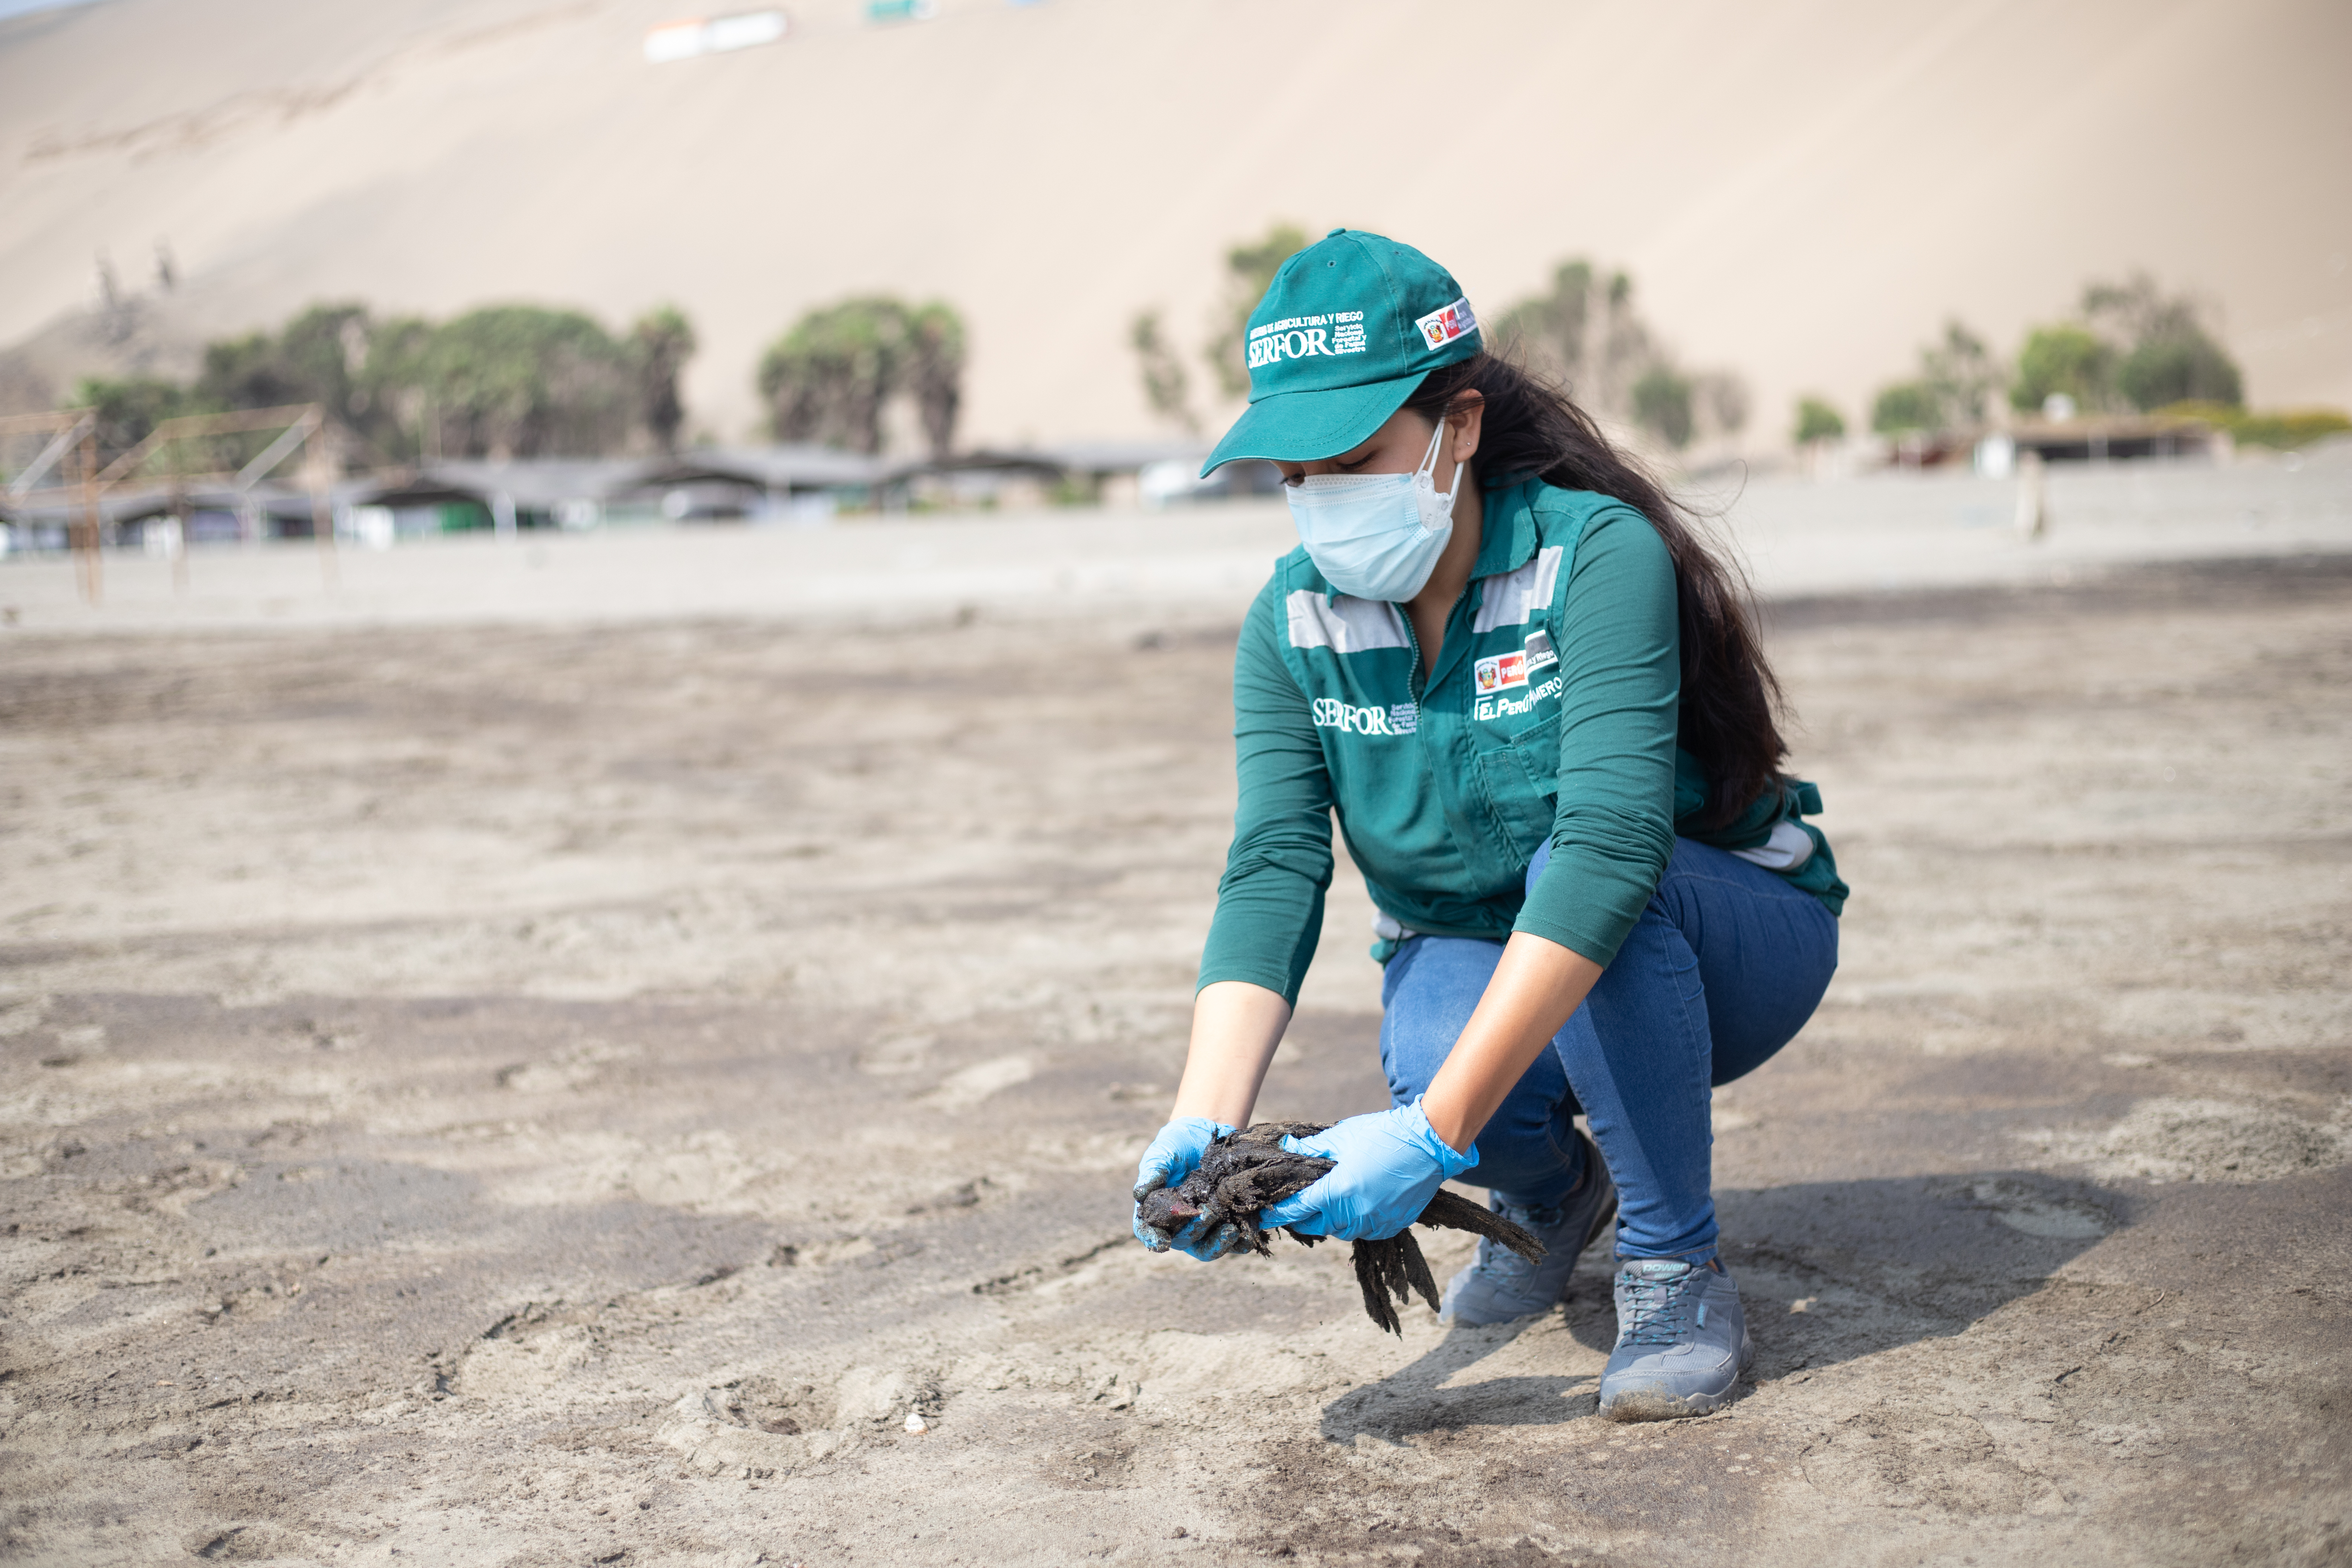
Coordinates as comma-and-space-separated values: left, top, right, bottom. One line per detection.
1260, 480, 1843, 964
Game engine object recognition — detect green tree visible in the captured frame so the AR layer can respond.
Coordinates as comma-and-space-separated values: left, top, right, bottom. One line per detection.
1631, 366, 1695, 449
356, 315, 441, 460
1493, 258, 1749, 448
70, 299, 679, 469
1493, 259, 1658, 415
2011, 325, 2115, 414
757, 296, 967, 456
629, 306, 698, 454
1129, 310, 1196, 434
276, 305, 372, 422
761, 298, 903, 453
2082, 273, 2200, 351
903, 301, 966, 459
1205, 223, 1309, 398
1871, 382, 1943, 435
2008, 273, 2243, 415
198, 302, 642, 461
1793, 396, 1845, 445
197, 330, 309, 412
1918, 320, 2001, 424
1865, 318, 2000, 436
1493, 259, 1596, 384
2118, 329, 2242, 410
72, 375, 204, 469
1593, 271, 1661, 416
188, 302, 391, 464
419, 306, 633, 459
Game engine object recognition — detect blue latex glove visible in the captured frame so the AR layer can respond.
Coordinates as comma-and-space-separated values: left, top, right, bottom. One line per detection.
1257, 1099, 1479, 1241
1131, 1116, 1245, 1260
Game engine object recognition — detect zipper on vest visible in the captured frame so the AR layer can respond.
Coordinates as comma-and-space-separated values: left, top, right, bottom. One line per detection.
1400, 583, 1467, 704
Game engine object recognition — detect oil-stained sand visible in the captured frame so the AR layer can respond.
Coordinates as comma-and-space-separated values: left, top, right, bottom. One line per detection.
2, 558, 2348, 1566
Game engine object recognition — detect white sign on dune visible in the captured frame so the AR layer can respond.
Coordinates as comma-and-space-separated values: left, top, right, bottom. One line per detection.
643, 10, 788, 64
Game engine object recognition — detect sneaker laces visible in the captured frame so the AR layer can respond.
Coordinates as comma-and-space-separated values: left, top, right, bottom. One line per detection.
1617, 1262, 1702, 1347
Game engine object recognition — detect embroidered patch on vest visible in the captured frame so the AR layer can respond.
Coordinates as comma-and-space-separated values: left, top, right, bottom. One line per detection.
1470, 546, 1563, 633
1476, 675, 1562, 723
1286, 591, 1411, 653
1311, 698, 1416, 737
1473, 651, 1528, 694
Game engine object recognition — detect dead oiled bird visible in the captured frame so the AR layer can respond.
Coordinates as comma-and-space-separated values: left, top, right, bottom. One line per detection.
1135, 1121, 1545, 1335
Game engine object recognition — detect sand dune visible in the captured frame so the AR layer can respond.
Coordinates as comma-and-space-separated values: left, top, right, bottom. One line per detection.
1, 0, 2346, 447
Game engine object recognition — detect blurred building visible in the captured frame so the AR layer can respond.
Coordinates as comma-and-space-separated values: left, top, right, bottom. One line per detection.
0, 480, 323, 553
619, 447, 887, 522
1, 441, 1289, 556
1998, 414, 2224, 467
344, 458, 644, 541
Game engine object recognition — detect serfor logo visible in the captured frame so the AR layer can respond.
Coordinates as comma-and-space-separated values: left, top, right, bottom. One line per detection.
1312, 698, 1418, 736
1414, 296, 1478, 351
1247, 312, 1370, 370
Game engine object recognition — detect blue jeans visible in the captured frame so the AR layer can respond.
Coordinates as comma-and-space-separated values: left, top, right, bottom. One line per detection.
1379, 838, 1838, 1262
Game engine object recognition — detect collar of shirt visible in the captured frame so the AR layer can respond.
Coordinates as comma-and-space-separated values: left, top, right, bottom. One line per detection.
1468, 476, 1542, 583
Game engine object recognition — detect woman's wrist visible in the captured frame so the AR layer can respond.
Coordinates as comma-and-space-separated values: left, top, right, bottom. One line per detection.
1170, 980, 1293, 1127
1423, 933, 1606, 1157
1418, 1088, 1480, 1157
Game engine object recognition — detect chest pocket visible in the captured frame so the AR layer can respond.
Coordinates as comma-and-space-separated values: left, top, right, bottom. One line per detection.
1505, 710, 1560, 797
1468, 623, 1565, 850
1473, 708, 1561, 850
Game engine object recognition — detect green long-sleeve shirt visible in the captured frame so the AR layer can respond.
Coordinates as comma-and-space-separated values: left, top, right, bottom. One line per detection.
1198, 480, 1844, 1004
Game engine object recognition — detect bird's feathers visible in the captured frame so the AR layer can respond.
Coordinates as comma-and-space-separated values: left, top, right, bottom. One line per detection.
1137, 1121, 1548, 1335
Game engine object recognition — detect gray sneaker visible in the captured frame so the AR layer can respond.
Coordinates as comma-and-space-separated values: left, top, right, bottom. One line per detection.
1597, 1257, 1753, 1421
1438, 1131, 1617, 1326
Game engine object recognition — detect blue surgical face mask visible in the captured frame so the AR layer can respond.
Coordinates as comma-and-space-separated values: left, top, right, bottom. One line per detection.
1284, 417, 1464, 602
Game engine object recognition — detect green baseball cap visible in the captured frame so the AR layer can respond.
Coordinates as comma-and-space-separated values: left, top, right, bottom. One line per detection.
1200, 229, 1482, 477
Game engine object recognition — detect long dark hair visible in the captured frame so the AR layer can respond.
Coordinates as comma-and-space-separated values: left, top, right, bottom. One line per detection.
1403, 352, 1787, 830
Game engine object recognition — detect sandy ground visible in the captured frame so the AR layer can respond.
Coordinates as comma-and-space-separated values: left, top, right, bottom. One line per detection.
2, 495, 2350, 1564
